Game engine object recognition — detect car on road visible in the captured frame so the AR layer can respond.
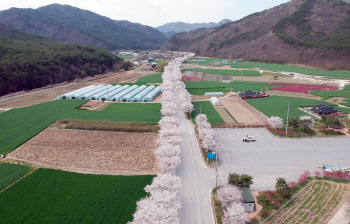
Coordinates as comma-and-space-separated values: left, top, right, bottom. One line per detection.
244, 136, 256, 142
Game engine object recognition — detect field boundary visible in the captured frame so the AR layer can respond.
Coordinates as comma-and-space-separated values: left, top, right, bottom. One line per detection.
0, 167, 38, 194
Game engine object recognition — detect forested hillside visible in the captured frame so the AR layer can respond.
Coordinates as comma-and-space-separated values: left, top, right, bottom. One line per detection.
0, 24, 122, 96
162, 0, 350, 70
0, 4, 167, 50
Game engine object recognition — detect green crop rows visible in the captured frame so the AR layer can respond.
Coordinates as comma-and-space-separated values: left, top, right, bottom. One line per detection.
225, 62, 350, 78
0, 100, 161, 154
185, 81, 281, 95
135, 73, 163, 84
311, 85, 350, 98
246, 96, 336, 120
191, 101, 225, 125
0, 163, 32, 191
0, 169, 154, 224
182, 68, 260, 76
183, 57, 226, 65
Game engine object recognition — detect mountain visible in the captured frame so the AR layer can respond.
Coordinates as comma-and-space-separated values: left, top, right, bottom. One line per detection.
162, 31, 178, 39
162, 0, 350, 70
0, 4, 168, 50
0, 23, 122, 96
156, 19, 232, 37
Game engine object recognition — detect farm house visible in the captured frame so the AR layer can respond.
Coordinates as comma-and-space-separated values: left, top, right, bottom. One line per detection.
120, 85, 147, 102
108, 85, 139, 101
310, 104, 339, 115
209, 97, 223, 106
205, 92, 224, 97
240, 187, 256, 212
59, 85, 95, 99
239, 90, 260, 99
130, 85, 156, 102
142, 86, 162, 102
69, 85, 104, 99
79, 85, 113, 100
103, 85, 130, 101
89, 85, 122, 100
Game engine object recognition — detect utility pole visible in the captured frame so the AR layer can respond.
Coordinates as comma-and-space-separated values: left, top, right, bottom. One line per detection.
286, 103, 290, 136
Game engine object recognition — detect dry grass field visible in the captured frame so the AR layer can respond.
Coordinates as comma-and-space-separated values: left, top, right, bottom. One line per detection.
8, 129, 160, 175
213, 106, 236, 123
220, 97, 268, 125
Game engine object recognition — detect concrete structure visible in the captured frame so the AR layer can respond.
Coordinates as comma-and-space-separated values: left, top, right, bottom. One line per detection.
240, 187, 256, 212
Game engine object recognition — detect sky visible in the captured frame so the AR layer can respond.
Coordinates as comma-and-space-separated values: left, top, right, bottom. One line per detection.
0, 0, 291, 28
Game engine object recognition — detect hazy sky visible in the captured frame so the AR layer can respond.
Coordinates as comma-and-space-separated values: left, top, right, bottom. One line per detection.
0, 0, 291, 27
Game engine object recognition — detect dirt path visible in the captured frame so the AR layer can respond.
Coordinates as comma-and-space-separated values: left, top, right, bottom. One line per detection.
232, 76, 309, 84
0, 168, 38, 194
213, 106, 236, 123
220, 97, 268, 125
0, 68, 157, 109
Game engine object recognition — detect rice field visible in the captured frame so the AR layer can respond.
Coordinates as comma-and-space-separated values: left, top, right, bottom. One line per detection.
0, 169, 154, 223
0, 163, 32, 191
246, 96, 336, 120
182, 68, 261, 76
191, 101, 225, 125
0, 100, 161, 154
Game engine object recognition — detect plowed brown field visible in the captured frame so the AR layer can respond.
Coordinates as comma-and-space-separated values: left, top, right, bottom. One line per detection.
221, 97, 268, 125
8, 129, 160, 175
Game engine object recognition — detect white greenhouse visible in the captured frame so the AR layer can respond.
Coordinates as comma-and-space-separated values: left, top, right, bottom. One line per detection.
210, 97, 223, 106
108, 85, 139, 101
120, 85, 147, 102
130, 85, 156, 102
59, 85, 95, 99
88, 85, 121, 100
78, 85, 113, 100
142, 86, 162, 102
102, 85, 130, 101
205, 92, 224, 97
69, 85, 104, 99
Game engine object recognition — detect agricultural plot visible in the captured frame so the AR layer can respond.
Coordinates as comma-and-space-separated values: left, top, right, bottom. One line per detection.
185, 81, 281, 95
135, 73, 162, 84
311, 85, 350, 99
183, 76, 207, 81
0, 168, 154, 224
0, 100, 161, 154
246, 96, 336, 120
265, 181, 350, 224
273, 85, 338, 94
9, 129, 160, 175
182, 68, 261, 76
0, 163, 32, 191
191, 101, 225, 125
184, 57, 227, 65
227, 62, 350, 78
213, 107, 236, 123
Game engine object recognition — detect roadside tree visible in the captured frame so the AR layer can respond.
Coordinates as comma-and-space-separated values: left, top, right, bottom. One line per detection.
267, 116, 284, 129
275, 177, 291, 198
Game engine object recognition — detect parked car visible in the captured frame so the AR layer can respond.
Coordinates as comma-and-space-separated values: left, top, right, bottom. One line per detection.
244, 136, 256, 142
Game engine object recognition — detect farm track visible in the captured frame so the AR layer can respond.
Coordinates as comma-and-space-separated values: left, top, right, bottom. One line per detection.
0, 68, 156, 109
0, 168, 38, 194
8, 129, 160, 175
266, 181, 350, 224
213, 106, 236, 123
220, 97, 268, 125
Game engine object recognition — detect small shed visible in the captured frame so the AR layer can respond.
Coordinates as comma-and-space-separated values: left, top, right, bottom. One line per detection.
240, 187, 256, 212
310, 104, 339, 115
210, 97, 223, 106
239, 90, 260, 99
205, 92, 224, 97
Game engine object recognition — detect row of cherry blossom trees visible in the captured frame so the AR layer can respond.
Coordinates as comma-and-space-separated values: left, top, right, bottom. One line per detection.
216, 185, 249, 224
195, 114, 217, 151
129, 53, 194, 224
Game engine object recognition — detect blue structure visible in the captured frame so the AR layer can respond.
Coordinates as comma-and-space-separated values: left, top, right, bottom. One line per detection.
142, 86, 161, 102
59, 85, 95, 99
130, 85, 156, 102
108, 85, 139, 101
78, 85, 113, 100
120, 85, 147, 102
69, 85, 104, 99
88, 85, 121, 100
207, 153, 216, 159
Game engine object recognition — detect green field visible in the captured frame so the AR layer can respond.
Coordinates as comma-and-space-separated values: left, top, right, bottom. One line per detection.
191, 101, 225, 125
185, 81, 281, 95
135, 73, 163, 84
246, 96, 336, 120
183, 68, 260, 76
311, 85, 350, 98
225, 62, 350, 78
119, 56, 139, 59
0, 100, 161, 154
184, 57, 227, 65
0, 163, 32, 191
0, 169, 154, 223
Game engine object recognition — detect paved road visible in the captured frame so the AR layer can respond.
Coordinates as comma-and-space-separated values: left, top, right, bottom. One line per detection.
175, 94, 216, 224
214, 128, 350, 191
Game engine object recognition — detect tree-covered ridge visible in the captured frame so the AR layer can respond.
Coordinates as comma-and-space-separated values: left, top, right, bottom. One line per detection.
0, 4, 167, 50
0, 32, 122, 96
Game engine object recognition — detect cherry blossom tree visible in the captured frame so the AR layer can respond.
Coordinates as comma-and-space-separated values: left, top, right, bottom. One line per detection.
267, 116, 284, 129
161, 102, 177, 116
158, 155, 181, 173
299, 116, 315, 128
159, 116, 180, 129
222, 203, 249, 224
216, 185, 243, 208
145, 173, 182, 194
